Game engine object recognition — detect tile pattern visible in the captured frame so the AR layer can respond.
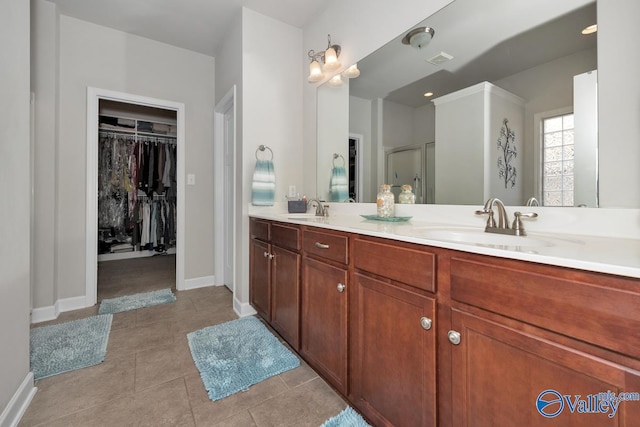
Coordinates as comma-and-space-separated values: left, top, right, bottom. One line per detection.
22, 257, 347, 426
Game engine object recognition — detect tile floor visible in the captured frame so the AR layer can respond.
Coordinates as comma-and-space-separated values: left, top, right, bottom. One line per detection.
21, 256, 347, 426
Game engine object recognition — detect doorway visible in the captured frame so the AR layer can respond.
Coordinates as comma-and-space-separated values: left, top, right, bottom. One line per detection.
214, 87, 236, 295
348, 133, 364, 201
86, 88, 186, 307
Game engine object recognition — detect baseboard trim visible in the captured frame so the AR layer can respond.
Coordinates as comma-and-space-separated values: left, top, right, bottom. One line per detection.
31, 295, 91, 324
31, 304, 57, 324
182, 275, 216, 291
233, 297, 257, 318
0, 372, 37, 427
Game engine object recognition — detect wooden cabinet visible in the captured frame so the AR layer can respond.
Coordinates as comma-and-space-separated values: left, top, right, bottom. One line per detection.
442, 251, 640, 427
249, 218, 301, 349
249, 236, 271, 320
249, 217, 640, 427
300, 228, 349, 395
448, 308, 640, 427
351, 236, 438, 426
351, 272, 437, 427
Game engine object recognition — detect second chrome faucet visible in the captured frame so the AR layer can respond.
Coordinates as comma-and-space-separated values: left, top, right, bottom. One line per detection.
475, 198, 538, 236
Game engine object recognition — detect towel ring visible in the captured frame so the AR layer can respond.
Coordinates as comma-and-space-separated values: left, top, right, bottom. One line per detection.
332, 153, 345, 167
255, 144, 274, 161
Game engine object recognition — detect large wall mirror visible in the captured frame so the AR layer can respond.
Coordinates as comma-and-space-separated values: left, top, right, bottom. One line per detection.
316, 0, 601, 206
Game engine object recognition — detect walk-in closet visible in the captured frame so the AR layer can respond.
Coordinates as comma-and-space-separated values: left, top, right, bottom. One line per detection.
96, 100, 177, 300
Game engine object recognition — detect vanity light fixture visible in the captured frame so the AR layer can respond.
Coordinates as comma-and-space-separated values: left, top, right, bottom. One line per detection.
307, 34, 342, 83
342, 64, 360, 78
328, 74, 343, 87
402, 26, 435, 50
581, 24, 597, 35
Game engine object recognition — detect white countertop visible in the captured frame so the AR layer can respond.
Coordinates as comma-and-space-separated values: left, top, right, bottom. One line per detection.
249, 203, 640, 280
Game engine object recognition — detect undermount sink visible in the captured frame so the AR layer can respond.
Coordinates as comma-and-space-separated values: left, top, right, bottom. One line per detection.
415, 228, 557, 248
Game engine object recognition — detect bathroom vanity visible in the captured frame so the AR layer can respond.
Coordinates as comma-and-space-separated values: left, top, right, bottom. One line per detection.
249, 208, 640, 426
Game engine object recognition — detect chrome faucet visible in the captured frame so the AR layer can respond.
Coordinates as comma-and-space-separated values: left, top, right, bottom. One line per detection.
475, 197, 538, 236
307, 198, 327, 216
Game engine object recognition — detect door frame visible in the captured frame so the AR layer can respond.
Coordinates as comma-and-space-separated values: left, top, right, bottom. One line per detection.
85, 87, 186, 306
214, 86, 236, 295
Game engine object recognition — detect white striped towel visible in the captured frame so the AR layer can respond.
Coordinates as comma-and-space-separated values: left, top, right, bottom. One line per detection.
329, 166, 349, 202
252, 159, 276, 206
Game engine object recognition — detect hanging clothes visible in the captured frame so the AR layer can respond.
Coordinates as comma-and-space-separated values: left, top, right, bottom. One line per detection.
98, 131, 177, 254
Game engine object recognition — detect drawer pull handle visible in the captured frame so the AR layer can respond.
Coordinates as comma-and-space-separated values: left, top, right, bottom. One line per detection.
448, 330, 461, 345
420, 317, 433, 331
337, 283, 346, 293
263, 251, 269, 258
315, 242, 330, 249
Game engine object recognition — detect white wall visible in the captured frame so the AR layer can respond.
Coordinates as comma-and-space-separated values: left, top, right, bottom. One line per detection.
598, 0, 640, 208
31, 0, 59, 310
349, 96, 373, 201
573, 70, 598, 207
382, 100, 414, 149
413, 103, 436, 145
236, 8, 303, 306
0, 0, 34, 423
434, 86, 486, 204
31, 9, 216, 308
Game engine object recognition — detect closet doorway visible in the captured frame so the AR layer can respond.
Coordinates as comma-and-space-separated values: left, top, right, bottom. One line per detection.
86, 88, 186, 307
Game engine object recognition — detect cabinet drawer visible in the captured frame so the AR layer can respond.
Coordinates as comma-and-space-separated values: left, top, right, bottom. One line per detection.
271, 223, 300, 251
449, 254, 640, 358
354, 237, 435, 292
250, 218, 270, 241
303, 229, 348, 265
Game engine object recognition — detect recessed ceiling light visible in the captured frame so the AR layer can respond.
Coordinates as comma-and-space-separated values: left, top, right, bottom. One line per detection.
423, 92, 434, 97
582, 24, 597, 35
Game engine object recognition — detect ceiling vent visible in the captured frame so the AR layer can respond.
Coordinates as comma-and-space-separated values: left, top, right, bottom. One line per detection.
426, 51, 453, 65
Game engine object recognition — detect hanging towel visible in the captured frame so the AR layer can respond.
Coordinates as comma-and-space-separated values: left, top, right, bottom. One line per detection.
329, 166, 349, 202
251, 159, 276, 206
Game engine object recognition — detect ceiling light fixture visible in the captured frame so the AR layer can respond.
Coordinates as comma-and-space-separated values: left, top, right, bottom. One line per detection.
402, 27, 435, 50
307, 34, 342, 83
423, 92, 434, 97
581, 24, 597, 35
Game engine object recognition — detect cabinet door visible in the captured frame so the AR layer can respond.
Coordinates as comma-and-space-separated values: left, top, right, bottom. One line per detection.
301, 257, 348, 394
249, 238, 271, 321
351, 272, 437, 427
271, 245, 300, 349
449, 308, 640, 427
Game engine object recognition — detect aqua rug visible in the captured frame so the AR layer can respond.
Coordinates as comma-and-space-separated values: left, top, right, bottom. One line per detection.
30, 314, 113, 380
187, 316, 300, 401
321, 407, 371, 427
99, 288, 176, 314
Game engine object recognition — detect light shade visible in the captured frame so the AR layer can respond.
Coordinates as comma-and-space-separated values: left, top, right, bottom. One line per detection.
402, 27, 435, 50
342, 64, 360, 78
308, 60, 324, 83
328, 74, 343, 87
322, 46, 341, 72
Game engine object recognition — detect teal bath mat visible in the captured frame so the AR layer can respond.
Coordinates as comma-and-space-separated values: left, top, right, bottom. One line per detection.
99, 288, 176, 314
321, 407, 371, 427
30, 314, 113, 380
187, 316, 300, 401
